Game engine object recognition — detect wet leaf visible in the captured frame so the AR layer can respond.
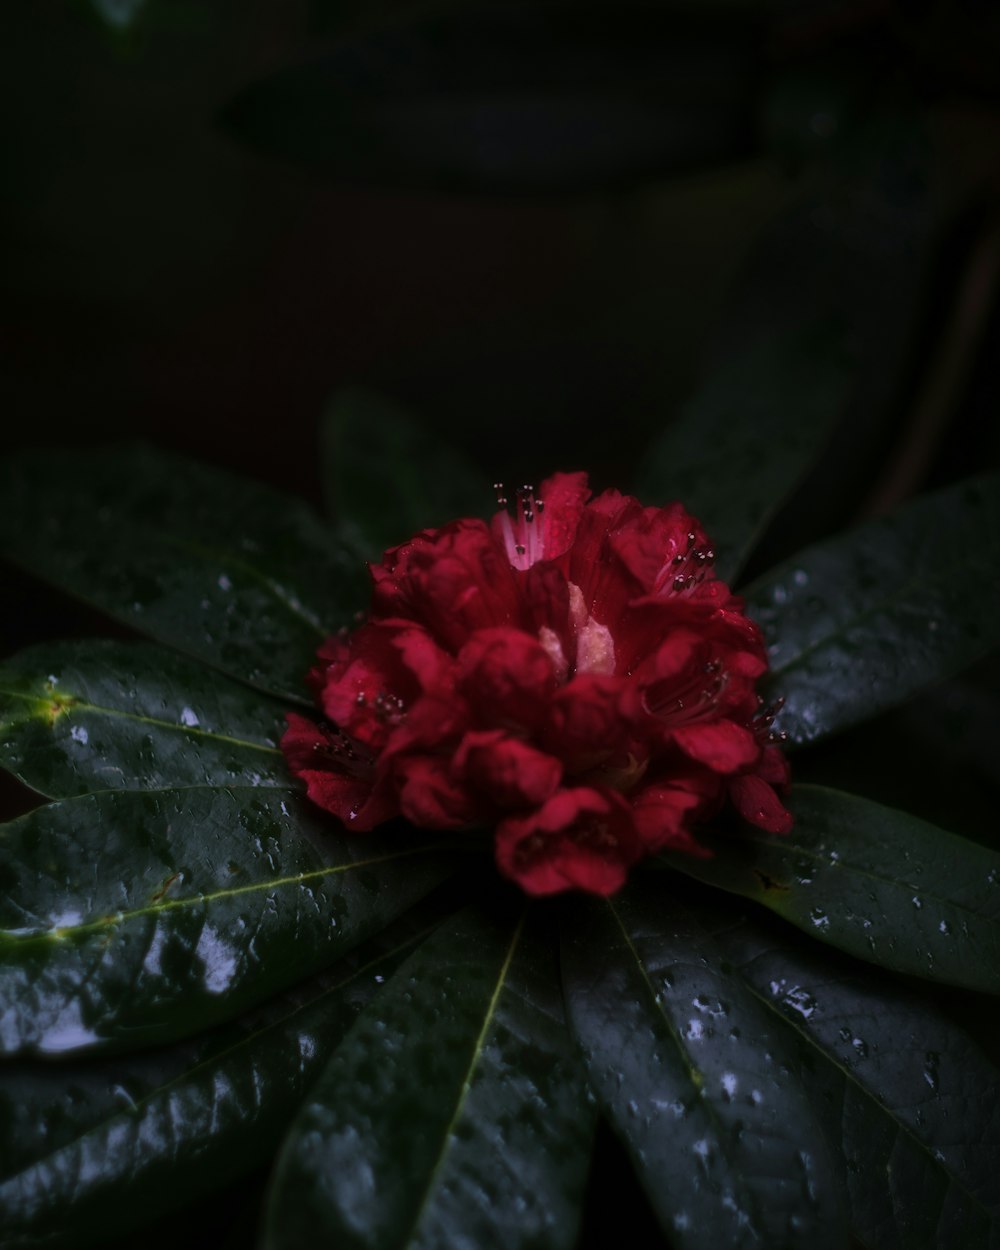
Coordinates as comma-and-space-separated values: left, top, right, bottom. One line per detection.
222, 10, 757, 193
264, 906, 595, 1250
748, 474, 1000, 744
0, 640, 287, 799
664, 785, 1000, 993
561, 882, 847, 1250
0, 787, 454, 1056
708, 110, 933, 565
635, 323, 851, 583
0, 902, 447, 1250
708, 910, 1000, 1250
0, 445, 366, 704
322, 387, 489, 560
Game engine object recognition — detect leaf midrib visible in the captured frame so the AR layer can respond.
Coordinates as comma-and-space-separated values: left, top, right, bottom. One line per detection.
0, 687, 283, 756
738, 969, 996, 1227
0, 919, 442, 1190
402, 912, 525, 1249
605, 899, 766, 1239
0, 844, 449, 949
735, 825, 1000, 928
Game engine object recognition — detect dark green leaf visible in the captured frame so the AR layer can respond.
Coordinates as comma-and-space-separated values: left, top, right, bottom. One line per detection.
322, 387, 489, 560
664, 785, 1000, 992
0, 445, 366, 704
747, 474, 1000, 744
222, 11, 757, 193
264, 906, 595, 1250
0, 787, 454, 1056
0, 640, 287, 799
561, 882, 847, 1250
635, 323, 851, 583
0, 901, 448, 1250
708, 910, 1000, 1250
706, 111, 932, 564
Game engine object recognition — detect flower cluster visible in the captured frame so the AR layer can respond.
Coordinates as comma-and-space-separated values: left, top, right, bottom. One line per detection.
282, 473, 791, 895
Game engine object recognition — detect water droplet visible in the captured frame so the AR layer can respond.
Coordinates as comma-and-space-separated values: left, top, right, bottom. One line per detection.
938, 919, 952, 936
780, 985, 818, 1020
852, 1037, 868, 1059
218, 573, 233, 591
793, 569, 809, 587
721, 1072, 738, 1100
809, 908, 830, 929
911, 896, 923, 909
70, 725, 89, 745
180, 707, 200, 728
685, 1019, 705, 1041
924, 1051, 940, 1091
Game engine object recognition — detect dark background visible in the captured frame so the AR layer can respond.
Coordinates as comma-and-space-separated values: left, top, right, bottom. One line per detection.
2, 2, 1000, 1246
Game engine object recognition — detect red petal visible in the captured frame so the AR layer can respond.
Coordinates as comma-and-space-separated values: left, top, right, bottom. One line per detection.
393, 755, 480, 829
543, 673, 638, 770
455, 730, 562, 807
672, 719, 760, 773
495, 787, 641, 897
457, 626, 558, 730
729, 774, 793, 834
280, 714, 394, 831
631, 776, 721, 854
533, 471, 591, 560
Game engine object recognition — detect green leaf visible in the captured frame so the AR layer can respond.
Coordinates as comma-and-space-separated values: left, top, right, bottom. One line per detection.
664, 785, 1000, 993
708, 911, 1000, 1250
264, 906, 595, 1250
222, 11, 757, 193
561, 882, 847, 1250
0, 640, 288, 799
635, 323, 851, 583
747, 473, 1000, 744
0, 787, 455, 1056
705, 110, 932, 561
322, 387, 489, 560
0, 445, 366, 704
0, 901, 448, 1250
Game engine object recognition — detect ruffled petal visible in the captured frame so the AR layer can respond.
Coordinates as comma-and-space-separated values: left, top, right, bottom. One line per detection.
455, 730, 562, 807
280, 714, 394, 831
393, 755, 480, 829
495, 786, 641, 896
672, 719, 760, 773
457, 626, 558, 730
729, 773, 793, 834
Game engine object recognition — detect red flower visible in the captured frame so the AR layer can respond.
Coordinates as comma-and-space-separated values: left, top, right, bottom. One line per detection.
282, 473, 792, 896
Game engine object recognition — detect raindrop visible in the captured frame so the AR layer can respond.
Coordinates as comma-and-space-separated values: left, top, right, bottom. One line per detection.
851, 1037, 868, 1059
70, 725, 89, 745
924, 1051, 940, 1091
911, 896, 923, 910
809, 908, 830, 930
180, 707, 200, 728
938, 920, 952, 936
793, 569, 809, 587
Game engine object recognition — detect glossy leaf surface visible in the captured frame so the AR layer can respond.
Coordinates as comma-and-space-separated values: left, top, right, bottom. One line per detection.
265, 906, 595, 1250
562, 883, 847, 1250
0, 640, 287, 798
665, 785, 1000, 993
0, 787, 454, 1055
748, 474, 1000, 744
636, 324, 850, 583
322, 387, 489, 559
0, 445, 365, 703
223, 10, 757, 193
707, 910, 1000, 1250
0, 903, 445, 1250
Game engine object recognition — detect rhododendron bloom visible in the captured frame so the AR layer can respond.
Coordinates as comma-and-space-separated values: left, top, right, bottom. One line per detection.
282, 473, 792, 896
